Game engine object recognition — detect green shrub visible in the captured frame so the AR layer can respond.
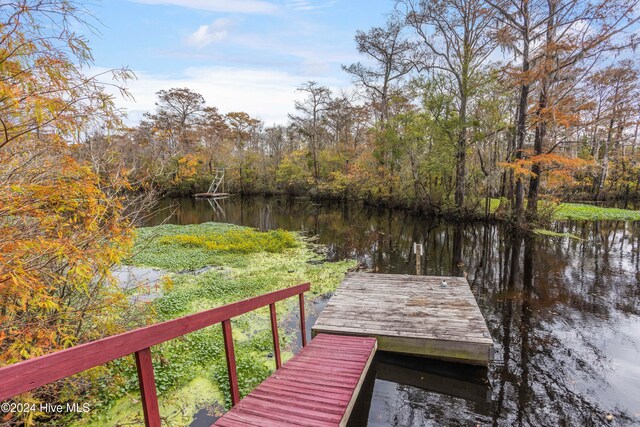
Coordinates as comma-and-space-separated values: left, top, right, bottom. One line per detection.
158, 228, 298, 254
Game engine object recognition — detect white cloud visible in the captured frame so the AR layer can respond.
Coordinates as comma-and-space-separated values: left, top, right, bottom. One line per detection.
285, 0, 336, 11
100, 66, 345, 125
187, 18, 234, 47
132, 0, 277, 14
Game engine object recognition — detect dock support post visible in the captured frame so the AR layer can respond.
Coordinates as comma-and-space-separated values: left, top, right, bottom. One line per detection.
299, 293, 307, 347
269, 303, 282, 369
413, 243, 424, 275
135, 348, 161, 427
222, 319, 240, 406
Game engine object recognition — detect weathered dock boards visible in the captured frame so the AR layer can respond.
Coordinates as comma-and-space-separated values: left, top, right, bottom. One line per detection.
213, 333, 377, 427
312, 273, 493, 365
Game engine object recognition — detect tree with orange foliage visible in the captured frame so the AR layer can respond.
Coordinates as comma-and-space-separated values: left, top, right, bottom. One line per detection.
526, 0, 640, 215
0, 2, 134, 423
491, 0, 640, 219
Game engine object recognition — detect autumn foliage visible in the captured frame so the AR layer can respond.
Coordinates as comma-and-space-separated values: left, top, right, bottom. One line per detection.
0, 145, 133, 363
0, 3, 136, 423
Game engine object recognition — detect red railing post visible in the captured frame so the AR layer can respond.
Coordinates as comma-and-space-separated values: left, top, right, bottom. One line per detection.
269, 303, 282, 369
299, 293, 307, 347
134, 348, 161, 427
221, 319, 240, 406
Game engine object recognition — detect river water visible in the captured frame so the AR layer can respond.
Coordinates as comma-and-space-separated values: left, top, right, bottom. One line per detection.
147, 197, 640, 427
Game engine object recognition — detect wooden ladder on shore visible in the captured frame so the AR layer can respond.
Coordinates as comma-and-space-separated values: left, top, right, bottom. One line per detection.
208, 168, 225, 194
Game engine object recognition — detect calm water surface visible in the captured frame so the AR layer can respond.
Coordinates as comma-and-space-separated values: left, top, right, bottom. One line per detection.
147, 197, 640, 427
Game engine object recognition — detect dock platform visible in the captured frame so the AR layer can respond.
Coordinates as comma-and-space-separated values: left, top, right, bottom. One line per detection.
312, 273, 494, 365
194, 192, 230, 198
214, 333, 377, 426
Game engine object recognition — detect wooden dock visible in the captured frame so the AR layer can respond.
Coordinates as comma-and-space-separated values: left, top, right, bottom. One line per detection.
194, 192, 230, 198
312, 273, 494, 365
214, 334, 377, 427
0, 276, 492, 426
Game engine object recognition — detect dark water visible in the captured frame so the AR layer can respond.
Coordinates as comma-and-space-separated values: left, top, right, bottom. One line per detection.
148, 197, 640, 427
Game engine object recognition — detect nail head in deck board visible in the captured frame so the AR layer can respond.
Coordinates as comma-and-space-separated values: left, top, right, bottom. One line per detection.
213, 333, 377, 427
311, 273, 494, 366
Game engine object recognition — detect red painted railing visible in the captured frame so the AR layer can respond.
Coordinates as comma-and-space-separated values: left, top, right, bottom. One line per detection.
0, 283, 311, 427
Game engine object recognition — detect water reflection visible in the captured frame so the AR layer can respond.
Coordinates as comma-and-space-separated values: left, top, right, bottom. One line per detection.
348, 354, 491, 427
148, 197, 640, 426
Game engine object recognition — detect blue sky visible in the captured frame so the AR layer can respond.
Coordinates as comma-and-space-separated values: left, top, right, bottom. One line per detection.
85, 0, 394, 124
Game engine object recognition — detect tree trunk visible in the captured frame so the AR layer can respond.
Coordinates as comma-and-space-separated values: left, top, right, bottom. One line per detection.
527, 89, 547, 216
596, 115, 615, 200
527, 0, 557, 218
504, 104, 520, 203
527, 68, 551, 215
596, 82, 620, 200
514, 72, 529, 221
513, 5, 530, 223
455, 94, 468, 209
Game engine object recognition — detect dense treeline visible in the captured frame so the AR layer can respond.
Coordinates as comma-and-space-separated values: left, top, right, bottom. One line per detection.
83, 0, 640, 225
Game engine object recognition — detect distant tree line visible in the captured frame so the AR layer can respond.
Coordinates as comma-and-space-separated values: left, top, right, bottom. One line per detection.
82, 0, 640, 226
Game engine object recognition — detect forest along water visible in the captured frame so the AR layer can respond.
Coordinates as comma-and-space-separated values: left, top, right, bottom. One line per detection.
147, 197, 640, 427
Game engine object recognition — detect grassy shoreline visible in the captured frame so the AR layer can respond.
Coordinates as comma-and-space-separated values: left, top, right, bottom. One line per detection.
489, 198, 640, 222
75, 222, 356, 427
553, 202, 640, 221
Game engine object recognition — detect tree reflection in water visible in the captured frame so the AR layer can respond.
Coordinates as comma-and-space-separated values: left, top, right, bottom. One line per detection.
149, 197, 640, 426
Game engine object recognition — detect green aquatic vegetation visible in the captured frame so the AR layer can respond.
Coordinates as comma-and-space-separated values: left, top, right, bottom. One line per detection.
213, 347, 273, 408
488, 198, 640, 222
83, 376, 223, 427
128, 223, 299, 271
533, 228, 582, 240
77, 222, 356, 427
158, 228, 298, 254
553, 203, 640, 221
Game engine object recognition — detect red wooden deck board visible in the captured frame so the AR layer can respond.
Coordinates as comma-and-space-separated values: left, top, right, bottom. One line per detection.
248, 390, 346, 414
213, 333, 377, 427
255, 384, 353, 405
260, 378, 355, 397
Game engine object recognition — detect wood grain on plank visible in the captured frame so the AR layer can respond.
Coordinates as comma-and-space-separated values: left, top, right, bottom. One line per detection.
212, 334, 377, 427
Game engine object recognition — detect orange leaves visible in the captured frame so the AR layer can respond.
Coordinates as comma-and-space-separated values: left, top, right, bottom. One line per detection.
0, 4, 138, 418
0, 4, 131, 152
498, 159, 536, 178
530, 153, 592, 171
172, 153, 202, 185
502, 66, 539, 87
0, 144, 133, 364
530, 103, 581, 129
495, 25, 519, 49
500, 152, 592, 184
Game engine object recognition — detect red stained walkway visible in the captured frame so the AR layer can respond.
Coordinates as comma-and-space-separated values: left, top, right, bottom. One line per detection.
213, 333, 377, 427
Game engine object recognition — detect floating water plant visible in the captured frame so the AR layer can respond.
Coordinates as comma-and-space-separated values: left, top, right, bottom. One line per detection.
76, 222, 355, 426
